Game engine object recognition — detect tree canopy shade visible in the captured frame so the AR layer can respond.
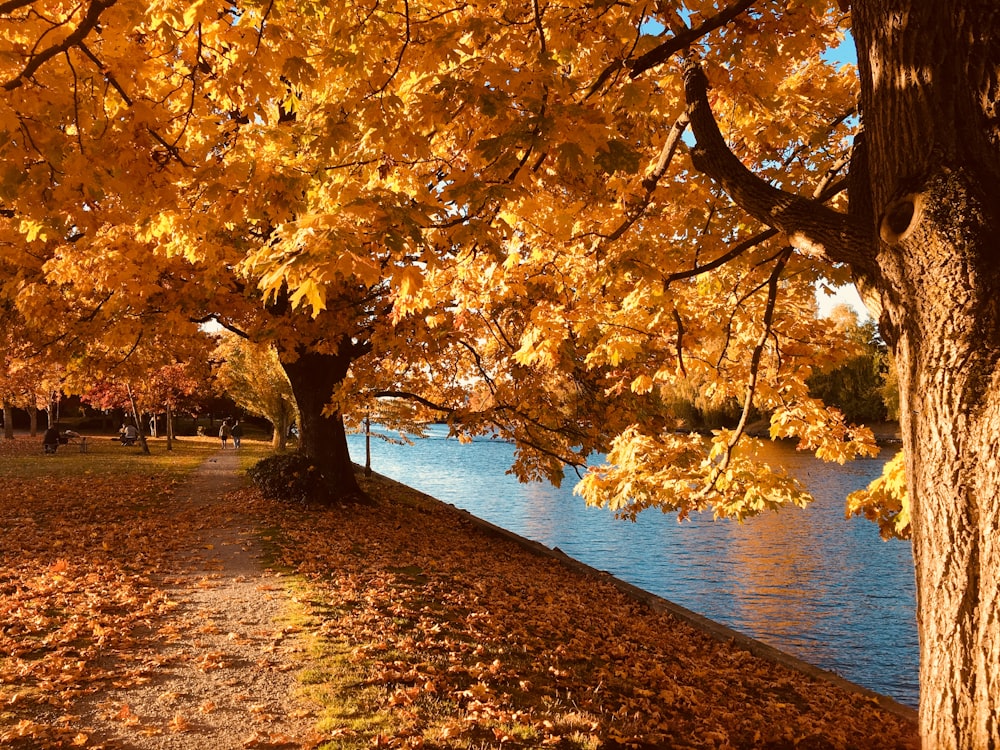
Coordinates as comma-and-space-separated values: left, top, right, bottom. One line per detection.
1, 1, 998, 746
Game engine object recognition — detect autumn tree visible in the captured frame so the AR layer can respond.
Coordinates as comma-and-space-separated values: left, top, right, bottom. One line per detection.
362, 4, 995, 745
83, 362, 204, 447
807, 308, 891, 424
0, 320, 65, 437
656, 5, 999, 745
0, 0, 476, 500
2, 1, 998, 746
213, 332, 297, 451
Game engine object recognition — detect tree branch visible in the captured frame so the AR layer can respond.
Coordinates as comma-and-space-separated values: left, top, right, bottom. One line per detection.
77, 41, 192, 168
373, 390, 455, 412
589, 111, 689, 246
629, 0, 759, 78
682, 62, 874, 272
190, 314, 250, 339
696, 247, 791, 500
665, 167, 851, 286
372, 0, 410, 95
2, 0, 117, 91
532, 0, 546, 55
0, 0, 36, 14
672, 307, 687, 377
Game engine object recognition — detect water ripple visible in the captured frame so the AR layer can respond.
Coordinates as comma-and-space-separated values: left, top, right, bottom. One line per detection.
347, 427, 918, 707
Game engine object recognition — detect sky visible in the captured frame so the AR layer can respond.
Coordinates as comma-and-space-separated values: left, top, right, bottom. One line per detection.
816, 282, 867, 320
814, 30, 865, 320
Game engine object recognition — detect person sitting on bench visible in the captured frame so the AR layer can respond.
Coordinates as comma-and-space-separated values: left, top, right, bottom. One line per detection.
119, 423, 139, 445
43, 424, 61, 454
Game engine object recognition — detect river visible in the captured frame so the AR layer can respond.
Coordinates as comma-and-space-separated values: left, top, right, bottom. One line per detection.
346, 426, 919, 708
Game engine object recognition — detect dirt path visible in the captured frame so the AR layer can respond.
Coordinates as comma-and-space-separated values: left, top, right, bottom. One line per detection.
78, 449, 320, 749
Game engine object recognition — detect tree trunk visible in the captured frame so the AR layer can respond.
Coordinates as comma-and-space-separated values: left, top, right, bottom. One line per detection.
364, 414, 372, 478
281, 347, 363, 502
878, 187, 1000, 746
852, 2, 1000, 745
47, 392, 59, 427
28, 406, 37, 437
2, 401, 12, 440
125, 384, 150, 455
892, 292, 1000, 749
270, 401, 293, 452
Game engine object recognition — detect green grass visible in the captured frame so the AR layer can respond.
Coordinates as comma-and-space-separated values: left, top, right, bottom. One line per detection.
0, 433, 283, 482
305, 642, 401, 750
0, 434, 223, 479
258, 578, 403, 750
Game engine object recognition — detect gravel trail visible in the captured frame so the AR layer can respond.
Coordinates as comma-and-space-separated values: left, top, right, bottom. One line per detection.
78, 449, 320, 749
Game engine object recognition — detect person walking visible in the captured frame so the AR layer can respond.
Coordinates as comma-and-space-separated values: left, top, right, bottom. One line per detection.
230, 419, 243, 448
219, 419, 231, 449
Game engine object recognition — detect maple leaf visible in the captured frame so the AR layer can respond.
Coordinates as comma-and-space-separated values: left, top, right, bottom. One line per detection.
170, 712, 191, 732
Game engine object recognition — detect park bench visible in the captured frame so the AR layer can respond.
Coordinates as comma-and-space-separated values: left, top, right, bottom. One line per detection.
45, 433, 89, 454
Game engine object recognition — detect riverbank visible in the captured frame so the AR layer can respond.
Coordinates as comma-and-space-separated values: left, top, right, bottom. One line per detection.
0, 435, 918, 748
250, 468, 919, 749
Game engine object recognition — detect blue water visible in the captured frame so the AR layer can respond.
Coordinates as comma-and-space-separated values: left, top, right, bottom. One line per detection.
347, 425, 918, 708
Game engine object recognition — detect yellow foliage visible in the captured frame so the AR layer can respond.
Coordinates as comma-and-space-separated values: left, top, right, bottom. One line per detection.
577, 427, 810, 523
847, 450, 910, 540
0, 0, 888, 537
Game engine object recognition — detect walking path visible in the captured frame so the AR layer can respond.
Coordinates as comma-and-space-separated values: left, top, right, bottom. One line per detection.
78, 449, 320, 749
1, 436, 918, 748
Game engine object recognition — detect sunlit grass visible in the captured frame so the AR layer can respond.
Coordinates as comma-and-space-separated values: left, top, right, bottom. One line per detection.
0, 433, 227, 479
0, 433, 283, 482
261, 582, 401, 750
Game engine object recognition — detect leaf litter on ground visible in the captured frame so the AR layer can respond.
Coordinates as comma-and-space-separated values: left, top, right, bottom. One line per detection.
0, 436, 919, 749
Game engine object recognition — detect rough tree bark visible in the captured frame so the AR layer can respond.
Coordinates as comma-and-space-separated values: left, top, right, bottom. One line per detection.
851, 2, 1000, 746
682, 1, 1000, 746
281, 345, 364, 502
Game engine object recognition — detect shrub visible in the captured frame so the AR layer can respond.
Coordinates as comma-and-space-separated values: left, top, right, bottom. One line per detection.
247, 453, 331, 504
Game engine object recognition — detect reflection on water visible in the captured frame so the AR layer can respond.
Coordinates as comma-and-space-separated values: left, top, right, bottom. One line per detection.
346, 426, 918, 707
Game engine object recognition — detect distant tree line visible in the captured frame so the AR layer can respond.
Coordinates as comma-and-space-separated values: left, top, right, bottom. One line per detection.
806, 317, 899, 425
